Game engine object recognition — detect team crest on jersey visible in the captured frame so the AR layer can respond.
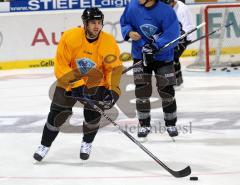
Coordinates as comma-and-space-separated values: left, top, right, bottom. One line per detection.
140, 24, 158, 38
76, 58, 96, 74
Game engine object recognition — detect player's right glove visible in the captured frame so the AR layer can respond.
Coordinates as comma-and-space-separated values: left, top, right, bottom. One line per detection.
142, 43, 158, 66
71, 85, 90, 104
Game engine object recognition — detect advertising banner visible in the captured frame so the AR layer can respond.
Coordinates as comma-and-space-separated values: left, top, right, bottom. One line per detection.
10, 0, 130, 12
1, 5, 239, 70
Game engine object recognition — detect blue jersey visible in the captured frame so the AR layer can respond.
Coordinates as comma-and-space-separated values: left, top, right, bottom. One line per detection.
120, 0, 180, 61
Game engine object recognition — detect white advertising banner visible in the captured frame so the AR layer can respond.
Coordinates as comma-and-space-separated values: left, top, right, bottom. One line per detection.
0, 5, 239, 69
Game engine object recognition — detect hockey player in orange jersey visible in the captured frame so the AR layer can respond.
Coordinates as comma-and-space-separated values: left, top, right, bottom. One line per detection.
33, 7, 123, 161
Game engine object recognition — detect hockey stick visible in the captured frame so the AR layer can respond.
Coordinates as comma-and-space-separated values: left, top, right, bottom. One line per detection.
85, 100, 191, 178
122, 60, 142, 74
122, 22, 206, 74
189, 22, 233, 45
157, 22, 206, 53
76, 22, 202, 176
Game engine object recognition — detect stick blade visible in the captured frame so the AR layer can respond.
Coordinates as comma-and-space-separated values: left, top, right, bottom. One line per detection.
172, 166, 191, 178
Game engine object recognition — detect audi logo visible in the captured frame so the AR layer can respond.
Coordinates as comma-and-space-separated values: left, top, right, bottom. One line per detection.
0, 31, 3, 48
103, 21, 131, 44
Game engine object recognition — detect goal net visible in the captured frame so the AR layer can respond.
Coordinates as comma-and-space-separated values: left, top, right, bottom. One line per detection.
186, 4, 240, 72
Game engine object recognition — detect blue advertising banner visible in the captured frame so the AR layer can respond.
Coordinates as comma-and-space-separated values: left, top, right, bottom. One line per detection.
10, 0, 129, 12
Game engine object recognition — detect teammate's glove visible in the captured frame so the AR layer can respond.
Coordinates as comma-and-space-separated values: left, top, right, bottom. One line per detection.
142, 43, 158, 54
174, 37, 190, 59
148, 32, 162, 43
102, 90, 119, 110
142, 43, 158, 66
71, 85, 91, 104
173, 27, 189, 58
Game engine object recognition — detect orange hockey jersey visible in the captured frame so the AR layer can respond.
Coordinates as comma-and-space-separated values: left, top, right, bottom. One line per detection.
54, 27, 123, 95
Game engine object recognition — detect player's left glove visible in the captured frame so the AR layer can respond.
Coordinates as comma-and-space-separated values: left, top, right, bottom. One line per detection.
142, 43, 158, 66
102, 90, 119, 110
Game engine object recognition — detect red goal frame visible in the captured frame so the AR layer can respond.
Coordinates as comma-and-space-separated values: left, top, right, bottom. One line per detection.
204, 4, 240, 72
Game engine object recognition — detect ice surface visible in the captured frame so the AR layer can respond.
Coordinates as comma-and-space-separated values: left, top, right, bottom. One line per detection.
0, 66, 240, 185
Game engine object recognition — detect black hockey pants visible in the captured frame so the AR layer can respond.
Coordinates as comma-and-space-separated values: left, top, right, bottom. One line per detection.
133, 59, 177, 127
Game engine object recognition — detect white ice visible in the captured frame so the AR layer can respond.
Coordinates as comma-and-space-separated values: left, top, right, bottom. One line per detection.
0, 65, 240, 185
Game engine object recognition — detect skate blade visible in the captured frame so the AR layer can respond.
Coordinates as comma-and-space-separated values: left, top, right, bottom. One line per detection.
138, 137, 148, 143
32, 159, 42, 164
80, 159, 90, 167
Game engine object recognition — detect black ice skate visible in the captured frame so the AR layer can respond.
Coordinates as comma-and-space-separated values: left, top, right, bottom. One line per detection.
138, 126, 151, 138
33, 144, 50, 162
80, 141, 92, 160
167, 126, 178, 137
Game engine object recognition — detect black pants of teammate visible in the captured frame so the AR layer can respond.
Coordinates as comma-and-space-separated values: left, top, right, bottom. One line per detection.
174, 40, 191, 86
133, 59, 177, 127
41, 86, 107, 147
174, 56, 183, 86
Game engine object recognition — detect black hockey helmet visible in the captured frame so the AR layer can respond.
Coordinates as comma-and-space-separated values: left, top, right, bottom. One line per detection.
161, 0, 174, 4
81, 7, 104, 24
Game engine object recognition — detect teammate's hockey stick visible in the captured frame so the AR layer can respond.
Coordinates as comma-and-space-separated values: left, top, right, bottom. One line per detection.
189, 22, 233, 45
157, 22, 206, 53
85, 100, 191, 178
122, 22, 206, 74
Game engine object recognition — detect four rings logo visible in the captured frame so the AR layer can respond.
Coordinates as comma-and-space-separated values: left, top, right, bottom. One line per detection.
104, 21, 131, 44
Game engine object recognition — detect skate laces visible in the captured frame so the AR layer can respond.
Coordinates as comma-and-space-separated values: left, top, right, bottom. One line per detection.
81, 142, 92, 154
36, 145, 49, 156
167, 126, 177, 132
139, 127, 150, 133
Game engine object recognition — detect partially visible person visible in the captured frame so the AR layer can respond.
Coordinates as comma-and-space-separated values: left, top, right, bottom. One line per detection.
33, 7, 123, 161
120, 0, 180, 140
162, 0, 195, 87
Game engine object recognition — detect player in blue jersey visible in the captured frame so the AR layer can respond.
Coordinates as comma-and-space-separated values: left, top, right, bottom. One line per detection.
120, 0, 180, 139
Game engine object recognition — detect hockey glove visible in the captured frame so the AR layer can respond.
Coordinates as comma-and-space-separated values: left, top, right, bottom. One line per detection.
174, 27, 189, 58
71, 85, 91, 104
102, 90, 119, 110
148, 32, 162, 43
174, 37, 190, 59
142, 43, 158, 66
